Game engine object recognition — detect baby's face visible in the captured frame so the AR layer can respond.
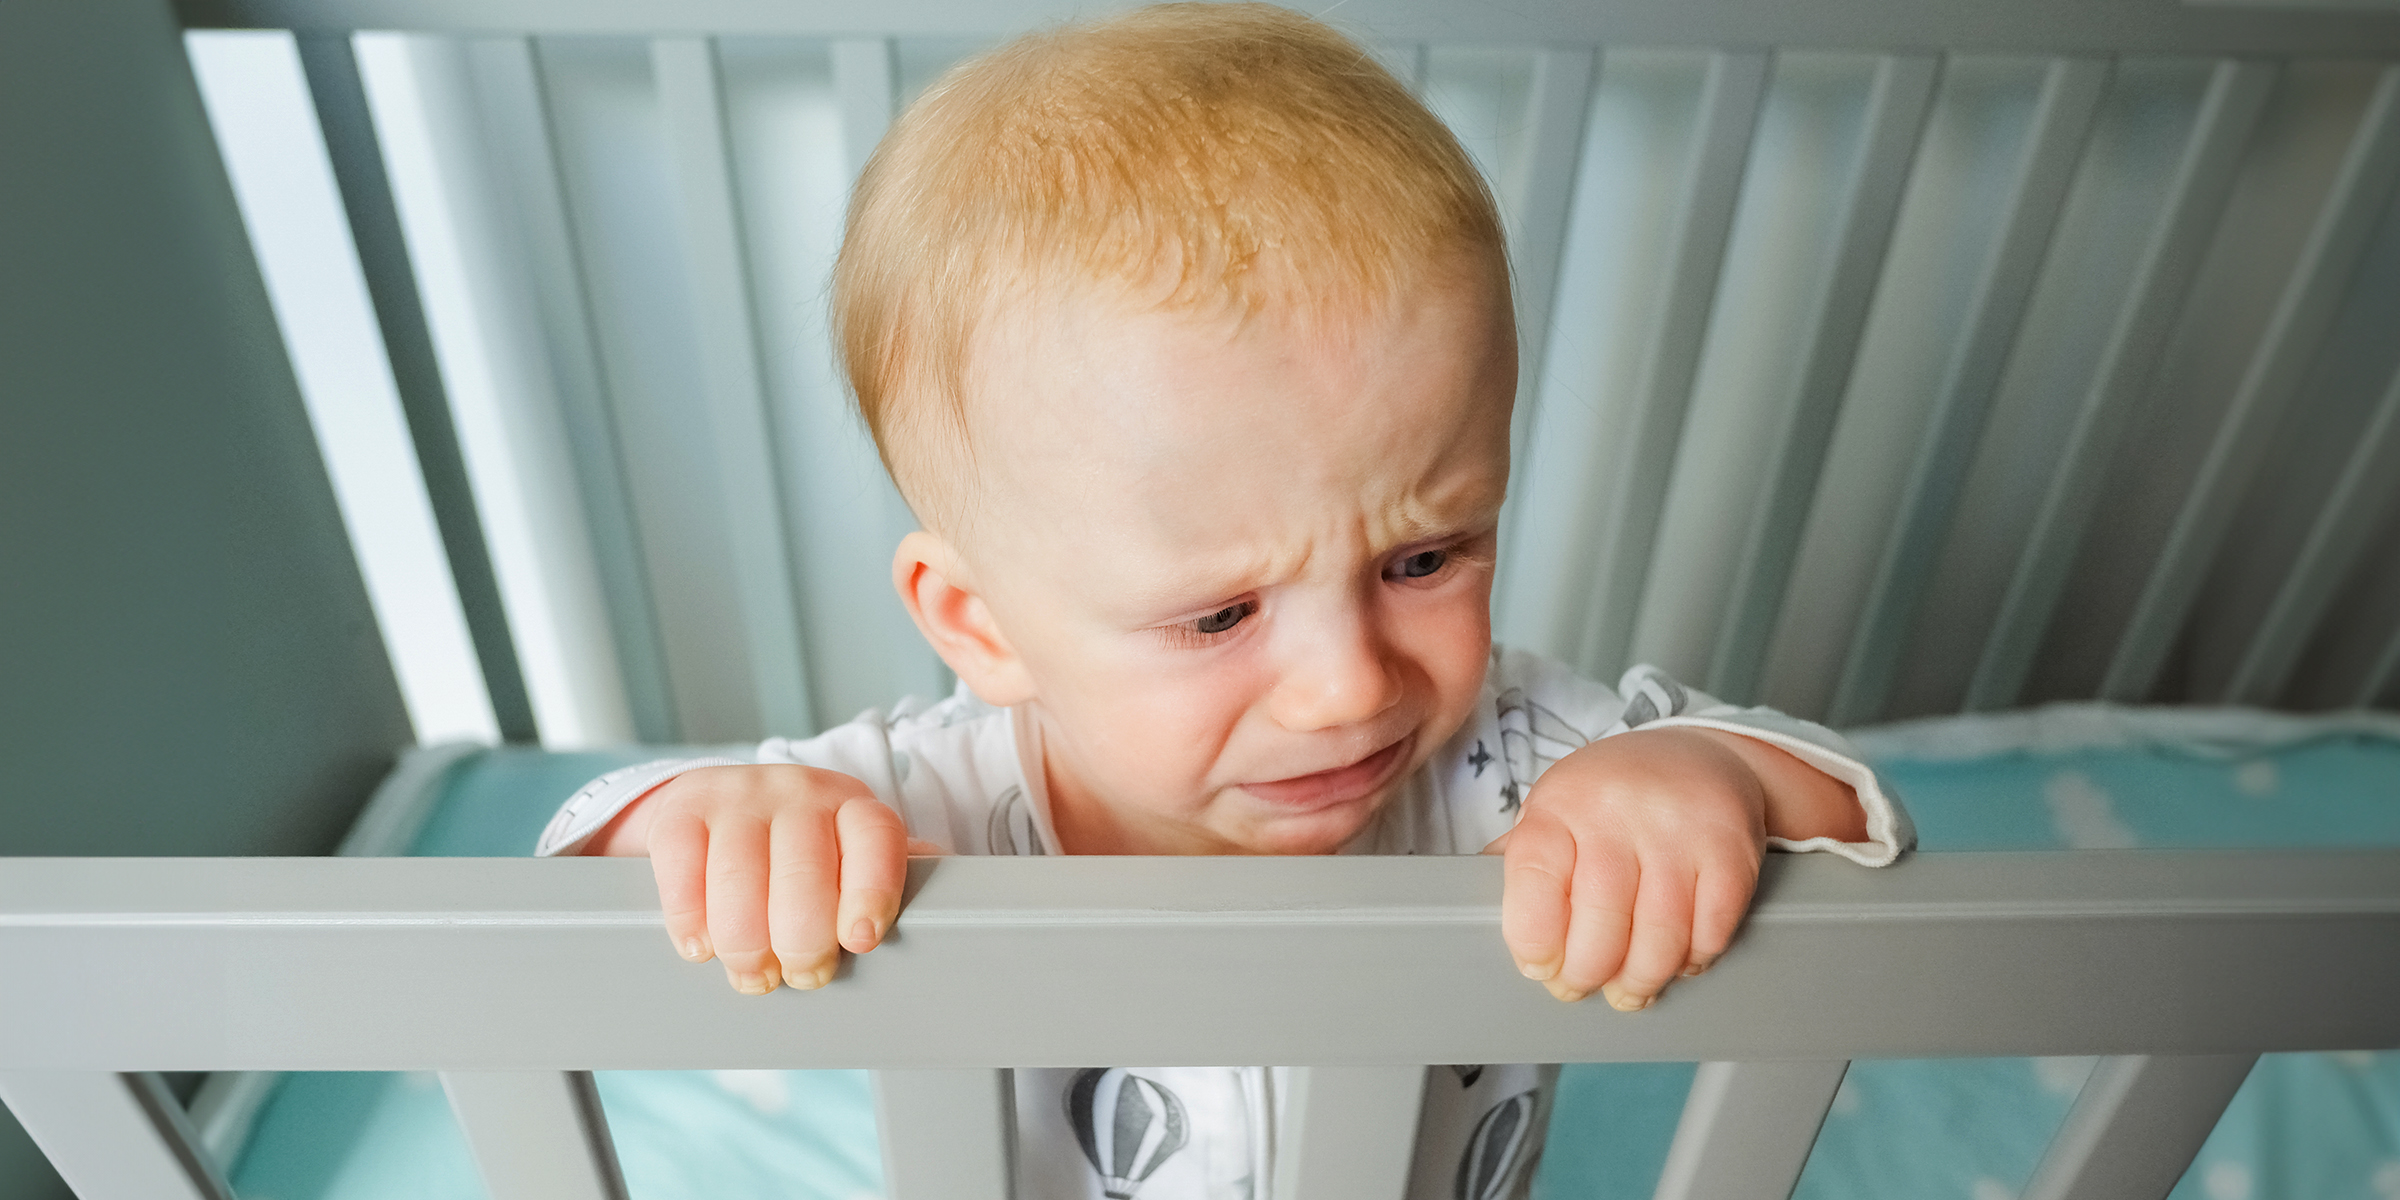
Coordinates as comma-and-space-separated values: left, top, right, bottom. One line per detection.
951, 262, 1515, 856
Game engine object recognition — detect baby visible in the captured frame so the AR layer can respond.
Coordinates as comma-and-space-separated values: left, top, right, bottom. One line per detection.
537, 6, 1909, 1197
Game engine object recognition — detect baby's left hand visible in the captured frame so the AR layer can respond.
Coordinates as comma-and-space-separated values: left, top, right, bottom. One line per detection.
1483, 727, 1858, 1011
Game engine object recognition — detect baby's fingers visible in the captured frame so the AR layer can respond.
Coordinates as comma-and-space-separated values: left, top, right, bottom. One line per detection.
1498, 818, 1574, 985
834, 798, 910, 956
1553, 841, 1637, 1004
1598, 865, 1692, 1013
707, 815, 781, 994
648, 807, 714, 964
765, 809, 841, 991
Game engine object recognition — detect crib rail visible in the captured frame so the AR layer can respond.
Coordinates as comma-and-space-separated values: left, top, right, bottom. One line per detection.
4, 850, 2396, 1200
4, 850, 2398, 1200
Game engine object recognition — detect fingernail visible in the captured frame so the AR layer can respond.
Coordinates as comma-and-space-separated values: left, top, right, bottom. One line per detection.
682, 937, 707, 962
1603, 986, 1653, 1013
785, 964, 829, 991
849, 918, 875, 948
1682, 956, 1717, 978
1519, 959, 1557, 982
730, 970, 771, 995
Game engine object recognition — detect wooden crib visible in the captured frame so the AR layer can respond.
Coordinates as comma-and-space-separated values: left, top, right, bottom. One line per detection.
5, 0, 2400, 1196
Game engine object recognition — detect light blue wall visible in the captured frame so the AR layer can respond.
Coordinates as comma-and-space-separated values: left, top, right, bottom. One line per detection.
0, 0, 416, 1191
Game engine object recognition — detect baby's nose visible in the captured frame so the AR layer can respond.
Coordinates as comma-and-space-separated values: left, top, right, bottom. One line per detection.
1265, 624, 1402, 732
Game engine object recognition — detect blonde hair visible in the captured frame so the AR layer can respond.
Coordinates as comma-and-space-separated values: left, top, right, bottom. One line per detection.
833, 2, 1507, 531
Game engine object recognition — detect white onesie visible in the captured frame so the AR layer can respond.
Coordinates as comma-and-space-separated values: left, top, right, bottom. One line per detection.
538, 646, 1911, 1200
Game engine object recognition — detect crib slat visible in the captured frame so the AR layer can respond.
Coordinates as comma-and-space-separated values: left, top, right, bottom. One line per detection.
1708, 54, 1940, 703
651, 35, 818, 737
2361, 604, 2400, 708
441, 1070, 629, 1200
295, 31, 541, 743
833, 38, 898, 180
0, 1071, 234, 1200
1577, 49, 1771, 679
1494, 45, 1598, 599
2106, 65, 2400, 703
1964, 58, 2277, 711
464, 36, 680, 743
2018, 1053, 2255, 1200
1270, 1065, 1427, 1200
1828, 56, 2110, 727
1650, 1059, 1847, 1200
872, 1068, 1015, 1200
2223, 357, 2400, 703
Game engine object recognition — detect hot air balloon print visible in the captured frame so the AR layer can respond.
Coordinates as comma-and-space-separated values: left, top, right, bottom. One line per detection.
1067, 1068, 1190, 1200
1454, 1089, 1538, 1200
1495, 689, 1589, 812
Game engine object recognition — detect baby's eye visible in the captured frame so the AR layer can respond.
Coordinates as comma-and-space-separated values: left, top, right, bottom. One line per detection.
1192, 602, 1254, 635
1394, 549, 1447, 579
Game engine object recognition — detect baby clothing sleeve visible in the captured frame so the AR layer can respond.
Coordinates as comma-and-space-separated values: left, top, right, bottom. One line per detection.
1399, 646, 1910, 866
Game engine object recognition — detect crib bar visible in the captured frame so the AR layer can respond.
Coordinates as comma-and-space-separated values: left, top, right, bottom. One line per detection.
2107, 65, 2400, 703
0, 1072, 235, 1200
1650, 1060, 1849, 1200
2224, 357, 2400, 703
833, 38, 897, 179
7, 852, 2399, 1070
1964, 58, 2277, 712
1708, 54, 1939, 703
295, 30, 541, 743
2362, 602, 2400, 708
1578, 49, 1770, 678
2017, 1053, 2256, 1200
1828, 56, 2109, 727
1495, 45, 1597, 596
170, 0, 2400, 55
871, 1068, 1015, 1200
441, 1070, 630, 1200
650, 35, 818, 737
467, 36, 681, 743
1271, 1066, 1427, 1200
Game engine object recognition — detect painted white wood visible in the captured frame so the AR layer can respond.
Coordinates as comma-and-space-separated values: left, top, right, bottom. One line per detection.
1827, 56, 2111, 726
5, 852, 2398, 1069
1707, 54, 1940, 703
187, 1067, 279, 1165
2104, 65, 2400, 701
2223, 358, 2400, 702
873, 1069, 1015, 1200
1963, 59, 2277, 711
441, 1070, 629, 1200
0, 1072, 234, 1200
2018, 1054, 2257, 1200
172, 0, 2400, 56
651, 35, 817, 737
1651, 1060, 1849, 1200
1272, 1066, 1426, 1200
298, 30, 541, 741
1494, 46, 1598, 606
1578, 50, 1770, 680
467, 36, 681, 743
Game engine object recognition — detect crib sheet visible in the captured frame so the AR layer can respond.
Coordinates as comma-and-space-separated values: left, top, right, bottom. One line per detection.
221, 707, 2400, 1200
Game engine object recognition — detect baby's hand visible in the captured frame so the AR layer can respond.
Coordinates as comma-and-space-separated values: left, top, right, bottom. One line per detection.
585, 765, 938, 994
1484, 728, 1860, 1012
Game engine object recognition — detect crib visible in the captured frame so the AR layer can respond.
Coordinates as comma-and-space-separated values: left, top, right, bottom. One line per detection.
5, 0, 2400, 1196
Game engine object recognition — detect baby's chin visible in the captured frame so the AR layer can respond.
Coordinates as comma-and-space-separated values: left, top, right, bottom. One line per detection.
1218, 783, 1398, 855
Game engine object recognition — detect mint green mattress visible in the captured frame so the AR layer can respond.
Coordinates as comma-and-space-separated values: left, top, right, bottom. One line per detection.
223, 706, 2400, 1200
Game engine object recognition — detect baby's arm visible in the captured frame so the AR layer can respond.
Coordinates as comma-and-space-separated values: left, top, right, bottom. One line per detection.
580, 766, 931, 994
1488, 728, 1862, 1011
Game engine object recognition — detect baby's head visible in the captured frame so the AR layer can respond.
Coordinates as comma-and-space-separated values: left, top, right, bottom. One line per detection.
836, 3, 1517, 856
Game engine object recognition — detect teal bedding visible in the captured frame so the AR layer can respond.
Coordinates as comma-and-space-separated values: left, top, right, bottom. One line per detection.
222, 706, 2400, 1200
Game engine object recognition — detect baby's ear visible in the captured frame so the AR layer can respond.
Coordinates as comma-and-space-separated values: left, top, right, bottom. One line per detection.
893, 531, 1035, 707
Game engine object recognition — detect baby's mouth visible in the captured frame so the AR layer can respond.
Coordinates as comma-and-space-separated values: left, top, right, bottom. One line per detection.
1237, 736, 1413, 811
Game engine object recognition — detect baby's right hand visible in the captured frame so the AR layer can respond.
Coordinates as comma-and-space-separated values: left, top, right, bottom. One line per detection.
585, 765, 935, 994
